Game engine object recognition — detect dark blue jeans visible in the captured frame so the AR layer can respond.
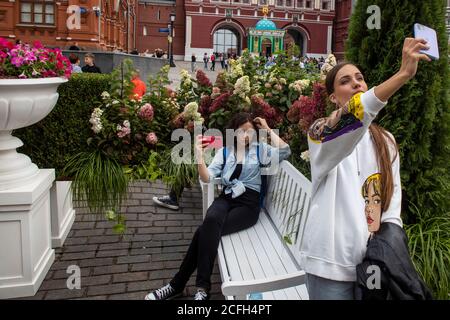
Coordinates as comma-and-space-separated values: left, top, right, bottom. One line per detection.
170, 189, 260, 291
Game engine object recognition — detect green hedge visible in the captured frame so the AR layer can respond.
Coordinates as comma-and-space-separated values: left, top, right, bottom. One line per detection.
346, 0, 450, 223
15, 73, 112, 177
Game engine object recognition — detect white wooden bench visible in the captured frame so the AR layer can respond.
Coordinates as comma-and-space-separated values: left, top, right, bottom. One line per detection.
201, 160, 312, 300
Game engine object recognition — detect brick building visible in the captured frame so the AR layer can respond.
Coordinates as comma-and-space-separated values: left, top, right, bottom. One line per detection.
0, 0, 137, 51
0, 0, 356, 58
137, 0, 349, 61
332, 0, 355, 60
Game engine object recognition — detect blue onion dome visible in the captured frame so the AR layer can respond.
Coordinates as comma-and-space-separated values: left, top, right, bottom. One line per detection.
255, 18, 277, 30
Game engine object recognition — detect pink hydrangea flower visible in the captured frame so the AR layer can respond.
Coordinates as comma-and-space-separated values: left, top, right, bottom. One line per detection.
138, 103, 154, 121
146, 132, 158, 145
117, 120, 131, 138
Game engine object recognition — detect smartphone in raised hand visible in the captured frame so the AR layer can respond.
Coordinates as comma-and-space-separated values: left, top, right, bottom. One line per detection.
413, 23, 439, 60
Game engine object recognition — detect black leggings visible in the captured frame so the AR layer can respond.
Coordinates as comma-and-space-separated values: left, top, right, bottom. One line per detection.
170, 189, 260, 291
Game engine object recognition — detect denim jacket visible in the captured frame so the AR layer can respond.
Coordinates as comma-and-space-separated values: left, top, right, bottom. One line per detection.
207, 142, 291, 198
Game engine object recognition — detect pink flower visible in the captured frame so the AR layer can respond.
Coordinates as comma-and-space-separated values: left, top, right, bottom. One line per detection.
172, 114, 185, 128
209, 92, 231, 113
0, 37, 13, 50
11, 56, 24, 67
32, 40, 43, 49
186, 120, 195, 133
138, 103, 154, 121
146, 132, 158, 145
117, 120, 131, 138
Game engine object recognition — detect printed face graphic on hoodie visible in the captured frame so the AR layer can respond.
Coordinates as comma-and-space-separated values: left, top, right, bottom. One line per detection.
361, 173, 382, 233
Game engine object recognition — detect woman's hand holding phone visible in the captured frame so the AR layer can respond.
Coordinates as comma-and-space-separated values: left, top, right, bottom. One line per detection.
398, 37, 431, 81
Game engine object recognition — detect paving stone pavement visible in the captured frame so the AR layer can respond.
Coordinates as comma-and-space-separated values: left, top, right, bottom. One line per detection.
23, 180, 225, 300
167, 60, 224, 90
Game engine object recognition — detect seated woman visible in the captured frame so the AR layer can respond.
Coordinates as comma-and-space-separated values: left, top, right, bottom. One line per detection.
145, 112, 291, 300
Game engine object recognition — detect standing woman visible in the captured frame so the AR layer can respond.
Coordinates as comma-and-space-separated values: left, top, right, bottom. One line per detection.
299, 38, 432, 299
145, 113, 291, 300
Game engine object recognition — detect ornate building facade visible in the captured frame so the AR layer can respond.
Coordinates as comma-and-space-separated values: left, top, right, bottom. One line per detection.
0, 0, 137, 51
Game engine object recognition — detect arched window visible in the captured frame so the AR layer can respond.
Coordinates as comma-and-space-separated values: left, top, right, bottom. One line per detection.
213, 28, 239, 55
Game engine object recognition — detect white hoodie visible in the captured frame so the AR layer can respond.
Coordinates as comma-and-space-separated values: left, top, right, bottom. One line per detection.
299, 87, 403, 282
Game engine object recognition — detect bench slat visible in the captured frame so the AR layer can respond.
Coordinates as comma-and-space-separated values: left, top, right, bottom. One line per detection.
259, 212, 308, 300
222, 220, 287, 299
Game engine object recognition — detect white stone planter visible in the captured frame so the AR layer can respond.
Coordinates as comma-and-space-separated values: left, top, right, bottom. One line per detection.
0, 77, 66, 299
50, 181, 75, 248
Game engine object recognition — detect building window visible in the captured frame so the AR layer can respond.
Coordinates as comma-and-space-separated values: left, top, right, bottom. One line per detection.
322, 0, 331, 10
296, 0, 304, 8
242, 0, 250, 3
286, 0, 292, 6
213, 28, 239, 56
276, 0, 283, 6
20, 0, 55, 25
305, 0, 312, 9
259, 0, 268, 5
157, 10, 160, 20
143, 26, 147, 36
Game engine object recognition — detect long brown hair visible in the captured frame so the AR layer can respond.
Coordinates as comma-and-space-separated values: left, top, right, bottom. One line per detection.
325, 62, 398, 212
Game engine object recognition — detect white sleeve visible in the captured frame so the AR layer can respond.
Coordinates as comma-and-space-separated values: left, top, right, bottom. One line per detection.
308, 88, 388, 185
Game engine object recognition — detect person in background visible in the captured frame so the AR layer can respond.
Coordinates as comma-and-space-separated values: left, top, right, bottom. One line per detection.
224, 54, 229, 72
210, 53, 216, 71
82, 53, 101, 73
191, 53, 196, 73
69, 53, 82, 73
219, 53, 225, 69
69, 42, 81, 50
131, 70, 146, 100
203, 52, 209, 70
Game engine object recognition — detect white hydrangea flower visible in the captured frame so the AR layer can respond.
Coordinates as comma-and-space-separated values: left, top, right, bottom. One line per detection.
233, 76, 250, 99
89, 108, 104, 133
231, 63, 244, 78
300, 150, 310, 162
101, 91, 110, 99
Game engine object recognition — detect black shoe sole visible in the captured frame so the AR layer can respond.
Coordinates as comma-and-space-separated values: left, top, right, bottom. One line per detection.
152, 197, 179, 210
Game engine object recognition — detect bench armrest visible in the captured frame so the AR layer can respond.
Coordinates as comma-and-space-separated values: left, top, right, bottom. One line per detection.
221, 270, 306, 297
199, 177, 222, 218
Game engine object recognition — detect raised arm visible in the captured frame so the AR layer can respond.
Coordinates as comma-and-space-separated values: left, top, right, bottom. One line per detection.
308, 37, 430, 186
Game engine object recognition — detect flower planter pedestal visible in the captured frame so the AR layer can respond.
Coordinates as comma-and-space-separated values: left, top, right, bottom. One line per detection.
0, 169, 55, 299
0, 77, 66, 298
50, 181, 75, 248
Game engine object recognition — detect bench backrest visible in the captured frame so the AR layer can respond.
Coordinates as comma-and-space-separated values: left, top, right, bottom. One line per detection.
264, 160, 312, 268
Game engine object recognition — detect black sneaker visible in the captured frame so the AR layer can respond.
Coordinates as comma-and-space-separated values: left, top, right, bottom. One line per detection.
194, 289, 210, 300
144, 283, 182, 300
152, 195, 179, 210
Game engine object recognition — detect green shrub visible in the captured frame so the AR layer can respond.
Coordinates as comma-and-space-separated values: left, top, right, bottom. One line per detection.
405, 208, 450, 300
345, 0, 450, 223
15, 73, 112, 177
